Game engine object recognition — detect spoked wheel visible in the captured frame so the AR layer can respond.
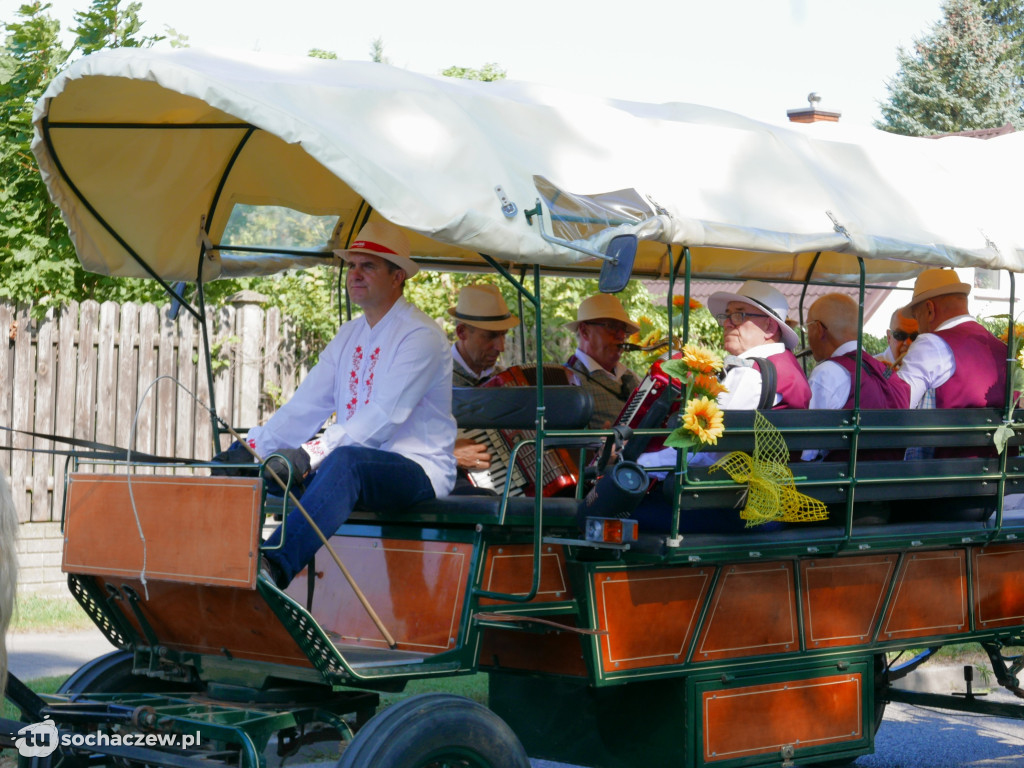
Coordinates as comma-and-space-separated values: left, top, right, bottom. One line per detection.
58, 650, 199, 695
337, 693, 530, 768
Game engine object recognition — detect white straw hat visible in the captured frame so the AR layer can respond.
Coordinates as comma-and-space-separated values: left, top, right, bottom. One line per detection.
708, 280, 799, 350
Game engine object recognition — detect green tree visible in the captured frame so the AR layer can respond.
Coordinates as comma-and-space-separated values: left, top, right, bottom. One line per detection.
369, 36, 388, 64
981, 0, 1024, 113
876, 0, 1021, 135
0, 2, 79, 312
307, 48, 337, 60
71, 0, 163, 55
441, 62, 506, 81
0, 1, 173, 313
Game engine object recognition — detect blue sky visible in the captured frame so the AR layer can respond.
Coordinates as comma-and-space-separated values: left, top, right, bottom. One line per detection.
1, 0, 947, 125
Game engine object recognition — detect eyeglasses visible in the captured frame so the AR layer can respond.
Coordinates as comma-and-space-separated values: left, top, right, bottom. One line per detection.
802, 318, 827, 333
891, 330, 918, 342
585, 320, 631, 335
715, 311, 769, 327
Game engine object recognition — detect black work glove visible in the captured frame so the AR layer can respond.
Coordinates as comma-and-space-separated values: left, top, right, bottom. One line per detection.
263, 448, 312, 493
210, 442, 258, 477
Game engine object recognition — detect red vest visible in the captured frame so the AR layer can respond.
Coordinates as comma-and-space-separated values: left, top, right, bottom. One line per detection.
832, 352, 910, 410
763, 349, 811, 410
829, 351, 910, 461
933, 322, 1007, 459
933, 323, 1007, 409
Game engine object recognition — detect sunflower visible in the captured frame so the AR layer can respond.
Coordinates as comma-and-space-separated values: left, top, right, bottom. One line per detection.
680, 344, 723, 375
671, 295, 704, 312
692, 373, 727, 399
682, 396, 725, 446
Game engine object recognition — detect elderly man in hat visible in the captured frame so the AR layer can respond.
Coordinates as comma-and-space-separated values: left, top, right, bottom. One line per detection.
448, 284, 519, 477
896, 267, 1007, 420
565, 294, 642, 429
876, 308, 919, 368
225, 220, 457, 589
708, 280, 810, 410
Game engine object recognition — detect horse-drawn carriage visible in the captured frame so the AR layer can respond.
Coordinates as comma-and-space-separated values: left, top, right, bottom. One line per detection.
4, 47, 1024, 768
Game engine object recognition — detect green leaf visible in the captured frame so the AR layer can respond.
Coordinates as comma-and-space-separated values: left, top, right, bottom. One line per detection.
660, 359, 690, 381
664, 427, 698, 451
994, 423, 1015, 455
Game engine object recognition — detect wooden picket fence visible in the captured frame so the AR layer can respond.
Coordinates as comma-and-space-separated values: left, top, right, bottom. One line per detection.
0, 299, 312, 523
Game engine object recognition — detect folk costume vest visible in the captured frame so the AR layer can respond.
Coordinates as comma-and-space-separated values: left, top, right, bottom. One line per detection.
932, 322, 1007, 459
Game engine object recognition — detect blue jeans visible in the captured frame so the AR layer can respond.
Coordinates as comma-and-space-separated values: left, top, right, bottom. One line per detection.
263, 446, 435, 584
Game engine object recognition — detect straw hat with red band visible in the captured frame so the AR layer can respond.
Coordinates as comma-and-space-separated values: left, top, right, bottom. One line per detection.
335, 221, 419, 277
899, 268, 971, 318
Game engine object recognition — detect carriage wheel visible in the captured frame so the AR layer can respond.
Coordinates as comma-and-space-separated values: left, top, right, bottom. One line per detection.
58, 650, 198, 695
337, 693, 530, 768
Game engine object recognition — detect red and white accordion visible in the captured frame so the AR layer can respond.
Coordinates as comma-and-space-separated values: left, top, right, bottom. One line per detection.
464, 365, 579, 497
614, 358, 683, 457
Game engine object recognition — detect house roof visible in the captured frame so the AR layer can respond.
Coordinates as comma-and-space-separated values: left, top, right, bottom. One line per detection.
645, 279, 891, 326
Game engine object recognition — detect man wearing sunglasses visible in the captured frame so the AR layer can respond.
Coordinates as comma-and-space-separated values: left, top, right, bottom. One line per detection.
876, 309, 919, 368
565, 294, 642, 428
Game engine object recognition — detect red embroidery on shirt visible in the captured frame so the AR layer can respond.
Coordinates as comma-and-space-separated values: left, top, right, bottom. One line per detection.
347, 346, 364, 419
364, 347, 381, 404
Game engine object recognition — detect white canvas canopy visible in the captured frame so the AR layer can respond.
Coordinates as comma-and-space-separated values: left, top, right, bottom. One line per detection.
31, 47, 1024, 285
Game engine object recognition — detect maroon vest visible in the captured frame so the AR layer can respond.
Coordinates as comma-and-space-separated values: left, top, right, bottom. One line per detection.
832, 352, 910, 410
758, 349, 811, 410
828, 352, 910, 461
933, 323, 1007, 409
932, 322, 1007, 459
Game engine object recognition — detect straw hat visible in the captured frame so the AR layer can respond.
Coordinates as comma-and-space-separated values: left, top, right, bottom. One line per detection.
336, 221, 419, 277
899, 269, 970, 318
565, 294, 640, 335
447, 284, 519, 331
707, 280, 799, 350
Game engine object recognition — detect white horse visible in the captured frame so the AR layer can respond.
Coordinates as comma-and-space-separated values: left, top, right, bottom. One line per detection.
0, 470, 17, 695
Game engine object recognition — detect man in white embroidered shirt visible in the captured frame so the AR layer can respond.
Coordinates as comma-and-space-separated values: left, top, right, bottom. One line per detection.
232, 221, 456, 589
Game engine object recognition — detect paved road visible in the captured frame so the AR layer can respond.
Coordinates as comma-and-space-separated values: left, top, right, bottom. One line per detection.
7, 628, 115, 681
8, 630, 1024, 767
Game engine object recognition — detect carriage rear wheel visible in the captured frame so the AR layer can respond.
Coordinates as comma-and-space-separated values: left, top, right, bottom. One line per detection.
337, 693, 529, 768
58, 650, 199, 695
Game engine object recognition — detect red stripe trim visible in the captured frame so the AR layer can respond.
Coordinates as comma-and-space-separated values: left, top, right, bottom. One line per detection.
350, 240, 398, 256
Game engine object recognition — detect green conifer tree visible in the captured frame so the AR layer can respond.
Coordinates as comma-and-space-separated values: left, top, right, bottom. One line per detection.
877, 0, 1021, 135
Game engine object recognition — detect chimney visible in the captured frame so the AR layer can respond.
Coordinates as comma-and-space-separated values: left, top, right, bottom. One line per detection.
786, 92, 841, 124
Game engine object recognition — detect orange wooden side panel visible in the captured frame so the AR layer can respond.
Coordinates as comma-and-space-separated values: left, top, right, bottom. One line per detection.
97, 576, 311, 667
880, 550, 968, 641
593, 566, 714, 673
695, 562, 797, 662
63, 473, 263, 588
801, 555, 897, 649
973, 544, 1024, 630
703, 673, 863, 762
288, 536, 473, 653
478, 544, 573, 606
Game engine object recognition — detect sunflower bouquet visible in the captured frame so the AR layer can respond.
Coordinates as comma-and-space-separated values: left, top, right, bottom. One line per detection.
659, 345, 727, 454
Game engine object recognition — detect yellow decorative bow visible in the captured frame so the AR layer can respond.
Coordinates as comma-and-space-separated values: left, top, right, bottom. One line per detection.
709, 411, 828, 526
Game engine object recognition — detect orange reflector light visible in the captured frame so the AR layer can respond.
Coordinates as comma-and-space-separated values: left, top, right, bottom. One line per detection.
584, 517, 638, 544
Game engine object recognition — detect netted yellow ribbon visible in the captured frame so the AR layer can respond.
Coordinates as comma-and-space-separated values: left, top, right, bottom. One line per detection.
709, 411, 828, 526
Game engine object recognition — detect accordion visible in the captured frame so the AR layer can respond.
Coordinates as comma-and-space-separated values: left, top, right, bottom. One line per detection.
614, 358, 682, 460
464, 365, 579, 497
